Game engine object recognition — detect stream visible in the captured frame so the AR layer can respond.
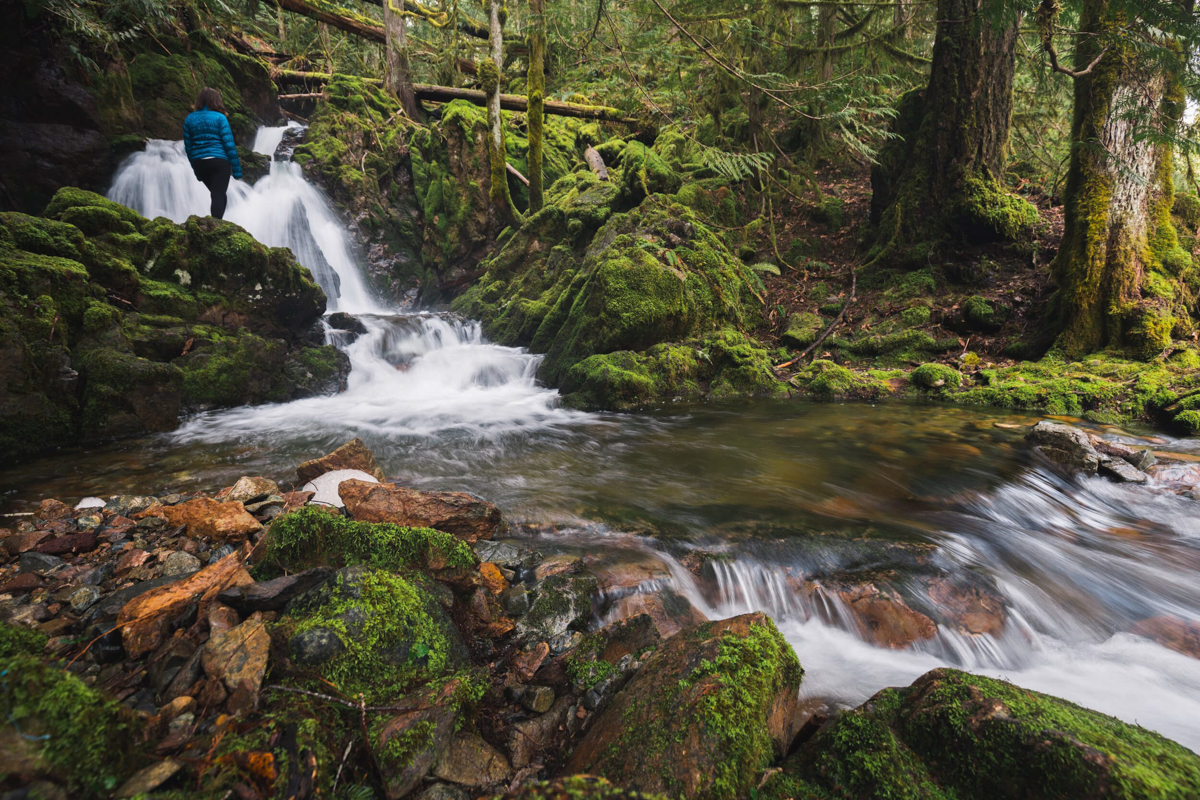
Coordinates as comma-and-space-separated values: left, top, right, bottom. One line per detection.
4, 125, 1200, 751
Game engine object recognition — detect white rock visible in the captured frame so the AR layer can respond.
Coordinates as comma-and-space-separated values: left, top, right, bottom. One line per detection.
75, 497, 106, 510
301, 468, 379, 508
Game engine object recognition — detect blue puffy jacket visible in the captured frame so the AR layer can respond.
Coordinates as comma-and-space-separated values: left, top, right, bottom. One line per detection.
182, 107, 243, 179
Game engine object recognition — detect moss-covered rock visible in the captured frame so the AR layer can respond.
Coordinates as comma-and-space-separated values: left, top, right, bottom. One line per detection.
259, 506, 477, 577
499, 776, 669, 800
781, 312, 825, 349
0, 653, 143, 797
564, 613, 801, 800
910, 362, 962, 391
278, 565, 468, 703
760, 668, 1200, 800
0, 189, 338, 460
621, 141, 682, 204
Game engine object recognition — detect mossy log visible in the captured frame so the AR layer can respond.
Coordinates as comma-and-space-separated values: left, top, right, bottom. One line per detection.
269, 0, 386, 43
270, 69, 633, 122
359, 0, 489, 39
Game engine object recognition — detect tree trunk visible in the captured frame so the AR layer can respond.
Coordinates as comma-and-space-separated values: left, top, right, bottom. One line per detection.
384, 0, 420, 117
527, 0, 547, 212
870, 0, 1034, 260
483, 0, 522, 227
1052, 0, 1186, 357
817, 4, 836, 83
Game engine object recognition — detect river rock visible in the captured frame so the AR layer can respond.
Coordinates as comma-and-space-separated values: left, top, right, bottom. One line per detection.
0, 573, 44, 594
1098, 455, 1149, 484
376, 680, 466, 799
69, 585, 102, 612
603, 588, 706, 640
201, 616, 269, 697
565, 613, 801, 799
19, 551, 64, 574
1093, 439, 1157, 471
114, 759, 184, 799
296, 437, 386, 483
1132, 615, 1200, 659
500, 584, 530, 616
141, 497, 262, 541
509, 696, 573, 769
289, 626, 346, 665
218, 568, 332, 614
432, 732, 511, 787
1026, 420, 1101, 473
339, 480, 503, 543
301, 468, 379, 507
75, 497, 106, 510
34, 531, 97, 556
225, 476, 280, 504
35, 498, 73, 522
761, 668, 1200, 800
516, 572, 598, 642
159, 551, 202, 577
105, 495, 160, 517
522, 685, 556, 714
830, 582, 937, 649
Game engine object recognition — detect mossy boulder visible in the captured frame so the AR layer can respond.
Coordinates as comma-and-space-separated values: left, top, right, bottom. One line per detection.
259, 506, 477, 578
278, 565, 469, 703
621, 141, 682, 204
910, 362, 962, 391
760, 668, 1200, 800
781, 312, 825, 349
0, 653, 143, 797
0, 189, 338, 460
563, 612, 802, 800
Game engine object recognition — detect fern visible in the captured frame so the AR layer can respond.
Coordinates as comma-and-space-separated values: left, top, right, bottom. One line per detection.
750, 262, 781, 276
700, 148, 774, 182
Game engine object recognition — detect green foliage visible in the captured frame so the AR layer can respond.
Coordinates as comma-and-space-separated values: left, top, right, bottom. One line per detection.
0, 624, 47, 658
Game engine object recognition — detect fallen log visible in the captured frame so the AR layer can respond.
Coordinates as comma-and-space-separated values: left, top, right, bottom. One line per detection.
270, 70, 636, 124
413, 84, 636, 123
359, 0, 489, 40
268, 0, 385, 43
278, 92, 327, 100
584, 146, 609, 180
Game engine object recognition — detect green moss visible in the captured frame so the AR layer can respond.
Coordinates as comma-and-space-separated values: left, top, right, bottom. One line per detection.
781, 312, 824, 349
282, 567, 461, 703
0, 654, 142, 796
900, 305, 932, 327
621, 141, 682, 203
261, 506, 476, 575
499, 776, 670, 800
764, 668, 1200, 800
0, 624, 47, 658
1127, 305, 1175, 360
910, 363, 962, 390
1173, 409, 1200, 434
952, 175, 1042, 241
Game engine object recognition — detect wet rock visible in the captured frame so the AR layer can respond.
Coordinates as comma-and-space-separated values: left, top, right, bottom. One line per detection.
218, 568, 332, 614
296, 437, 386, 483
501, 584, 530, 616
19, 552, 63, 574
160, 551, 202, 577
301, 468, 379, 507
473, 539, 526, 567
68, 585, 102, 612
2, 529, 52, 555
0, 573, 44, 595
141, 497, 262, 541
548, 630, 584, 655
1132, 615, 1200, 659
565, 613, 801, 799
830, 582, 937, 649
376, 680, 465, 799
114, 758, 184, 798
117, 550, 247, 658
535, 554, 583, 581
75, 511, 104, 531
201, 616, 269, 699
209, 544, 236, 562
432, 732, 512, 787
514, 641, 551, 681
289, 626, 346, 665
35, 499, 74, 523
925, 577, 1006, 637
509, 696, 573, 769
603, 589, 706, 640
1098, 456, 1149, 484
480, 562, 509, 594
516, 573, 598, 642
105, 495, 160, 517
761, 668, 1200, 800
1026, 420, 1101, 474
207, 602, 241, 635
34, 530, 97, 556
225, 476, 280, 505
82, 562, 114, 586
1093, 439, 1157, 471
417, 783, 471, 800
339, 480, 503, 543
523, 685, 556, 714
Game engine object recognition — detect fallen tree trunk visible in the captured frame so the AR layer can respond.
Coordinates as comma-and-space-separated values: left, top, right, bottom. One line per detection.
359, 0, 489, 40
270, 69, 636, 123
414, 84, 635, 123
584, 146, 609, 180
268, 0, 384, 43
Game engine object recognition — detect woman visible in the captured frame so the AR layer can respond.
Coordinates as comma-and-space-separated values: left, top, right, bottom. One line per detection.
182, 87, 243, 219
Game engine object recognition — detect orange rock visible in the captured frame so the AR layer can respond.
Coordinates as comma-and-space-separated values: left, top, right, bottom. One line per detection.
605, 590, 706, 639
479, 562, 509, 594
116, 548, 151, 573
832, 583, 937, 649
201, 615, 270, 698
296, 437, 385, 484
925, 578, 1006, 637
207, 603, 241, 635
513, 641, 550, 682
35, 499, 73, 522
117, 550, 248, 658
339, 480, 502, 543
1132, 615, 1200, 659
142, 497, 262, 542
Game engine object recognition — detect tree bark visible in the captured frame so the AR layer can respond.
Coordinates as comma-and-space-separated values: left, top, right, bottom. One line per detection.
484, 0, 522, 227
359, 0, 490, 40
1052, 0, 1185, 357
527, 0, 547, 212
817, 4, 837, 83
869, 0, 1030, 259
384, 0, 420, 118
270, 0, 385, 43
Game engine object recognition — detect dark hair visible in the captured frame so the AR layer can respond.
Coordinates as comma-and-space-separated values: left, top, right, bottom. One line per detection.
194, 87, 227, 115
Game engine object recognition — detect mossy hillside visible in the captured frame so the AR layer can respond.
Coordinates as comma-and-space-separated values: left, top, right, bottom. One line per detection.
278, 566, 467, 703
0, 190, 337, 460
0, 653, 143, 797
260, 506, 477, 576
760, 668, 1200, 800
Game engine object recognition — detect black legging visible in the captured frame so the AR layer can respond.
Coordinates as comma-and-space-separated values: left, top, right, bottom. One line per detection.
192, 158, 232, 219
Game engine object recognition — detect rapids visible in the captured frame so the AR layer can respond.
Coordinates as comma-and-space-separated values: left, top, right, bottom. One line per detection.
8, 125, 1199, 749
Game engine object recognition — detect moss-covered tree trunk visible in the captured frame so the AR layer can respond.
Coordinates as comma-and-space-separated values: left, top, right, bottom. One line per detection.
384, 0, 420, 118
527, 0, 547, 213
1052, 0, 1190, 358
483, 0, 521, 227
870, 0, 1036, 260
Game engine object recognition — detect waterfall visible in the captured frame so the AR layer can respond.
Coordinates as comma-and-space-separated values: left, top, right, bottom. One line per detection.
107, 125, 585, 440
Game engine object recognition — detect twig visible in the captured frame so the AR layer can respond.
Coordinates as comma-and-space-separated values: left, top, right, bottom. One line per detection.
331, 739, 354, 795
793, 261, 858, 364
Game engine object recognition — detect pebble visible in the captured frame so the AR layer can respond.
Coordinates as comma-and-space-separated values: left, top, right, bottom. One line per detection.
76, 512, 104, 531
160, 551, 202, 577
105, 495, 158, 516
74, 497, 106, 510
19, 552, 64, 575
522, 685, 555, 714
208, 544, 235, 563
69, 585, 103, 612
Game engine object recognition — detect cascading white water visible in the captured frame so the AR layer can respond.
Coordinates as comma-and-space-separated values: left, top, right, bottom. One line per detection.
107, 125, 584, 439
